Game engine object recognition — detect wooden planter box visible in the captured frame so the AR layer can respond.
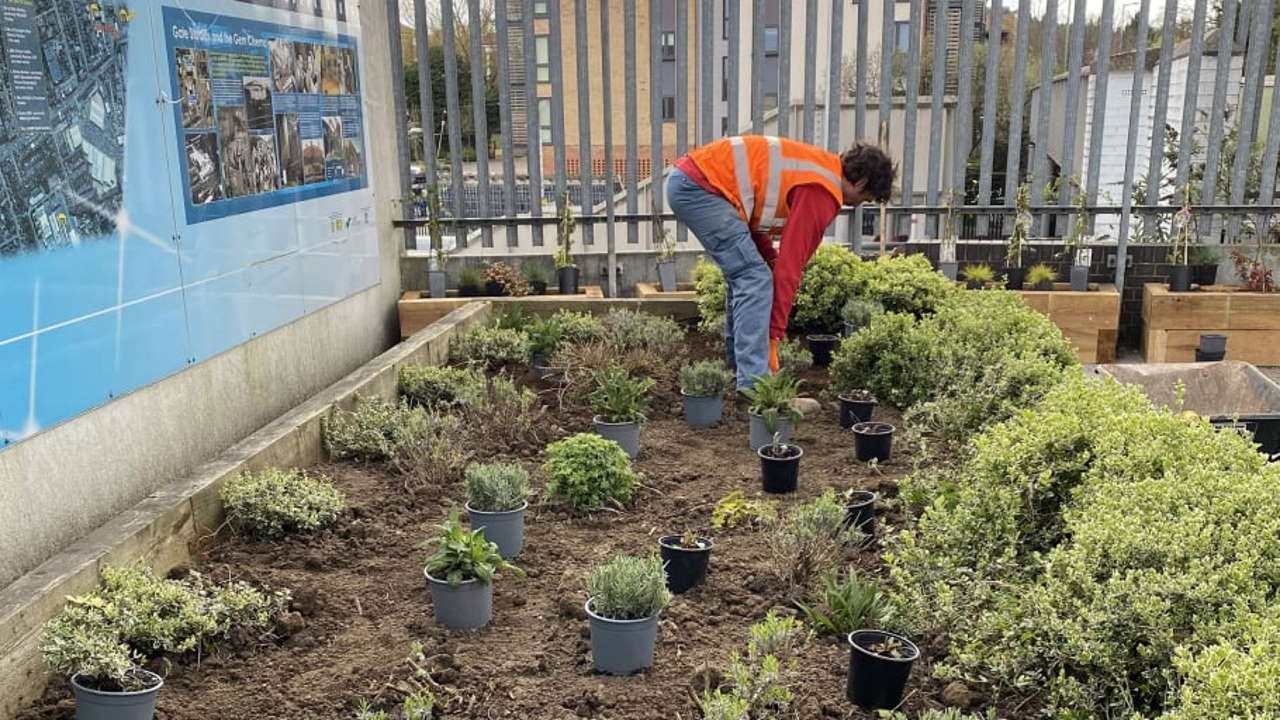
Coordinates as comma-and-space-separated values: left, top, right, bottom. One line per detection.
1142, 283, 1280, 363
1016, 283, 1121, 364
397, 287, 603, 339
635, 282, 697, 300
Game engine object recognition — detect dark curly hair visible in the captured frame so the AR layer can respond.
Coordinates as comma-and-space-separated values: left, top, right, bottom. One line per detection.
841, 143, 896, 204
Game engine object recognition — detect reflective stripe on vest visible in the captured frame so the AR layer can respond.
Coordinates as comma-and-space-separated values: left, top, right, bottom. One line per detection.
729, 136, 754, 224
728, 136, 843, 232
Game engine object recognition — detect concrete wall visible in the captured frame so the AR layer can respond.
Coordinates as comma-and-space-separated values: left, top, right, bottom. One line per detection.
0, 0, 404, 591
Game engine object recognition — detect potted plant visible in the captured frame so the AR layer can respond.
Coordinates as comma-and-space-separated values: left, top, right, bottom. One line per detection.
846, 630, 920, 710
422, 507, 523, 631
841, 488, 877, 543
423, 185, 451, 299
1004, 182, 1031, 290
1169, 185, 1195, 292
655, 218, 678, 292
841, 297, 884, 337
527, 318, 563, 379
1062, 176, 1093, 292
807, 333, 839, 367
585, 554, 672, 675
741, 372, 802, 450
758, 423, 803, 494
657, 530, 713, 594
41, 631, 163, 720
457, 267, 482, 297
679, 359, 732, 429
1191, 244, 1219, 287
852, 421, 895, 462
1027, 263, 1058, 291
483, 261, 530, 297
555, 193, 579, 295
939, 189, 960, 280
589, 364, 655, 459
837, 388, 876, 429
464, 462, 531, 559
525, 265, 549, 295
961, 263, 995, 290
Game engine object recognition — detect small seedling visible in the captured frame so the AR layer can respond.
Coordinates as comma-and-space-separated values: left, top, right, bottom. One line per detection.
869, 637, 908, 658
679, 530, 700, 549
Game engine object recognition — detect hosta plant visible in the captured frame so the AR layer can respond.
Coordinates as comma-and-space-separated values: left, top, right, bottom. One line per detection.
589, 365, 655, 424
220, 467, 346, 538
421, 507, 522, 587
464, 462, 530, 512
742, 372, 803, 425
542, 433, 638, 512
586, 553, 671, 620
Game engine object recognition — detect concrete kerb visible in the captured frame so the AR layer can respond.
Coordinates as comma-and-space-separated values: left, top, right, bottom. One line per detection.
0, 301, 491, 720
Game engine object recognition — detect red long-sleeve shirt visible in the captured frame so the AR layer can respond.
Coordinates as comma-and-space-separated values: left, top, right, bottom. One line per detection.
675, 156, 840, 339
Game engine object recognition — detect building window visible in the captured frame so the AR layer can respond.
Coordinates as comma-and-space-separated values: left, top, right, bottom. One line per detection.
533, 0, 548, 17
662, 95, 676, 121
894, 21, 911, 53
765, 92, 778, 111
538, 98, 552, 144
721, 56, 728, 101
535, 36, 550, 83
722, 0, 730, 39
764, 26, 779, 56
639, 158, 652, 176
661, 31, 676, 60
567, 158, 580, 175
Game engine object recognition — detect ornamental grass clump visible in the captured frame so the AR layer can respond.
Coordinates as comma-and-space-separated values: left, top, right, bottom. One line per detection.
679, 359, 733, 397
464, 462, 530, 513
397, 364, 483, 408
588, 364, 655, 424
541, 433, 638, 512
768, 490, 862, 590
586, 554, 671, 620
447, 325, 532, 368
796, 566, 893, 637
422, 508, 522, 587
220, 468, 346, 538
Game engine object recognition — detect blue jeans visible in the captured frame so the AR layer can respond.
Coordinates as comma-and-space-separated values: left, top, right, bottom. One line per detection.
666, 167, 771, 390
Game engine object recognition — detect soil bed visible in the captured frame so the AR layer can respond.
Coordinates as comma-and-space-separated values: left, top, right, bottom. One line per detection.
20, 332, 980, 720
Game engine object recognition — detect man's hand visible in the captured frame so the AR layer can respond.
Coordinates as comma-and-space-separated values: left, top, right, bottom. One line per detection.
768, 338, 780, 373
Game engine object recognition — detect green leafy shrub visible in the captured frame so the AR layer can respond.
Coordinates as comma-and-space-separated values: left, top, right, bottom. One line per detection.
589, 364, 654, 423
448, 325, 532, 367
776, 339, 812, 377
796, 567, 893, 637
791, 244, 862, 334
325, 396, 465, 477
853, 253, 958, 316
828, 312, 927, 406
492, 305, 534, 331
464, 462, 530, 512
542, 433, 638, 512
41, 566, 287, 691
840, 297, 884, 328
1158, 612, 1280, 720
586, 553, 671, 620
698, 611, 810, 719
220, 468, 346, 538
422, 507, 522, 586
768, 490, 861, 590
397, 364, 483, 408
693, 256, 727, 334
457, 267, 481, 292
679, 359, 733, 397
711, 490, 776, 529
549, 309, 605, 344
600, 309, 683, 354
526, 317, 563, 360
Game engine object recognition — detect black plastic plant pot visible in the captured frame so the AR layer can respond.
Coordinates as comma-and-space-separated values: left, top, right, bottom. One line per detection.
484, 280, 505, 297
852, 422, 895, 462
557, 266, 580, 295
1193, 264, 1219, 287
531, 280, 548, 295
71, 671, 164, 720
1195, 349, 1225, 362
758, 444, 803, 494
965, 279, 984, 290
459, 285, 480, 297
658, 535, 713, 594
846, 630, 920, 710
1199, 333, 1228, 355
1004, 266, 1025, 290
1169, 264, 1192, 292
843, 490, 877, 542
807, 334, 839, 367
838, 393, 876, 429
1033, 280, 1053, 291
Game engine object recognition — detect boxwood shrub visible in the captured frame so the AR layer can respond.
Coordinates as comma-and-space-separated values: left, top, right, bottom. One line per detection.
541, 433, 638, 512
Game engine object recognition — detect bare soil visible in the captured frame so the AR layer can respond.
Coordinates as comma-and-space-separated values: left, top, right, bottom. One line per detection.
20, 338, 985, 720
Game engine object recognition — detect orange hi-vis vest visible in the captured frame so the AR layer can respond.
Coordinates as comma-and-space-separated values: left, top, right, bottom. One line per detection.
686, 135, 845, 236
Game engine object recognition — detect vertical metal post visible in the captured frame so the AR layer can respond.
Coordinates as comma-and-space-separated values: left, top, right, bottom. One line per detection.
878, 0, 893, 240
549, 0, 569, 236
1174, 0, 1208, 192
828, 0, 844, 153
495, 0, 517, 247
649, 0, 663, 236
1031, 0, 1058, 235
802, 0, 817, 142
900, 0, 923, 213
1116, 0, 1151, 292
701, 0, 714, 142
778, 0, 792, 137
1143, 0, 1177, 219
751, 0, 765, 133
626, 0, 639, 244
466, 0, 492, 247
387, 0, 413, 247
1058, 0, 1086, 239
600, 0, 617, 292
727, 0, 740, 133
951, 0, 977, 211
976, 0, 1002, 236
521, 0, 545, 247
851, 0, 865, 247
1229, 0, 1270, 238
926, 0, 948, 223
573, 0, 594, 247
676, 0, 689, 245
1084, 0, 1115, 229
1201, 0, 1239, 207
413, 0, 437, 194
441, 0, 466, 242
1257, 29, 1280, 209
1003, 0, 1032, 208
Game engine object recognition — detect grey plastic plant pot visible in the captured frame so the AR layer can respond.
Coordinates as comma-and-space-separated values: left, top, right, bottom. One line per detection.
428, 270, 447, 299
424, 569, 493, 631
71, 671, 163, 720
586, 599, 659, 675
940, 261, 958, 281
748, 411, 793, 450
657, 260, 677, 292
1070, 265, 1089, 292
593, 416, 641, 458
682, 392, 723, 429
466, 501, 527, 559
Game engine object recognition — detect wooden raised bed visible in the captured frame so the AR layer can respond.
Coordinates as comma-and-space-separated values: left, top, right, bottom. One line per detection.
635, 282, 697, 300
397, 287, 603, 339
1017, 283, 1121, 364
1142, 283, 1280, 364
